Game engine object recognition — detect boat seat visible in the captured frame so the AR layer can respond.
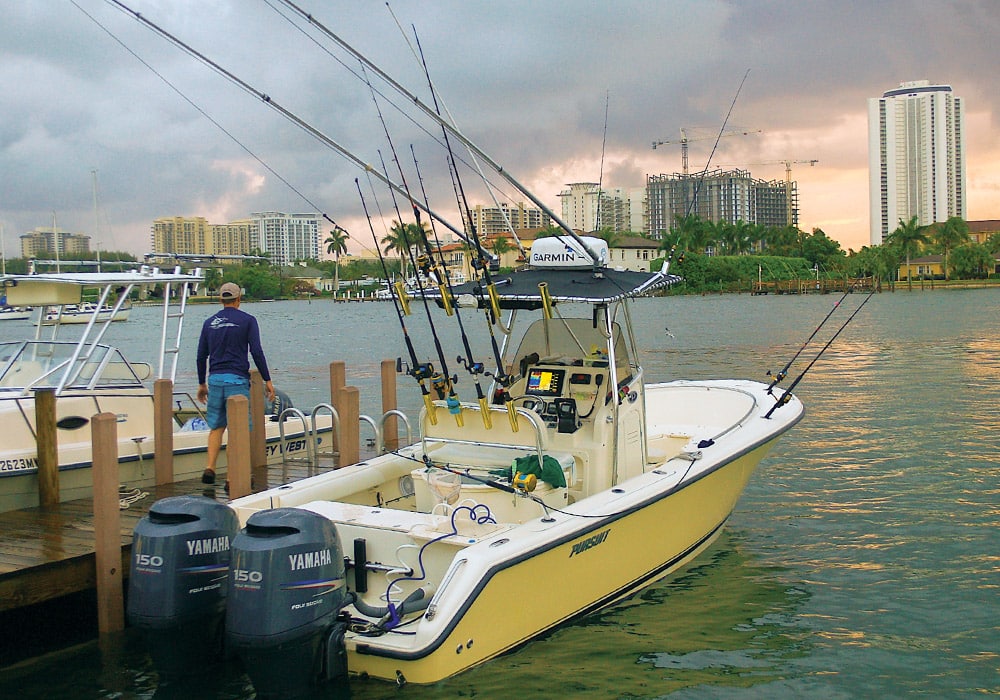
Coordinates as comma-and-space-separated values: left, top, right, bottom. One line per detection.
298, 500, 507, 542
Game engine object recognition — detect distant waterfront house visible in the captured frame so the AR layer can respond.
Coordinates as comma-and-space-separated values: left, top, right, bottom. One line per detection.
898, 255, 945, 279
968, 219, 1000, 245
607, 236, 661, 272
898, 253, 1000, 280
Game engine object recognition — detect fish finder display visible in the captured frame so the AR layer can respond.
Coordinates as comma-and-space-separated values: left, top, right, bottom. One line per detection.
526, 368, 565, 397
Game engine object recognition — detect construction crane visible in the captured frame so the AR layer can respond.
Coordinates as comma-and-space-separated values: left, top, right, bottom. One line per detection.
652, 127, 762, 175
719, 159, 819, 227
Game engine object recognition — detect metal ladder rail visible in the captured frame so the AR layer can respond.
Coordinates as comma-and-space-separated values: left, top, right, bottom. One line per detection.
277, 407, 316, 466
158, 274, 192, 383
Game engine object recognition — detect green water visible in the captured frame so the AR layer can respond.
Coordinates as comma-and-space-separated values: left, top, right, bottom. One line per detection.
1, 290, 997, 698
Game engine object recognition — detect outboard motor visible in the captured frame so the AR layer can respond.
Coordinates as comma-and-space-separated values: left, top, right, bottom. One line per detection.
226, 508, 348, 699
127, 495, 238, 675
266, 389, 293, 420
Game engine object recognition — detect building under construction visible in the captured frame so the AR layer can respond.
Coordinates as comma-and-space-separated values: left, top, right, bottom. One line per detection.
646, 168, 796, 238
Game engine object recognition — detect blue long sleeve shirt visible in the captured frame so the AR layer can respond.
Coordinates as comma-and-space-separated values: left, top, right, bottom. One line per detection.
196, 306, 272, 384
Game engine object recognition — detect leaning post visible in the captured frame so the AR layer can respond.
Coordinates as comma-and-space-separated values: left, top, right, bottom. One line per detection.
92, 411, 125, 634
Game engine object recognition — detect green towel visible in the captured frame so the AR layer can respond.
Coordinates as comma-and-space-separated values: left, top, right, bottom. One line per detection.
507, 454, 567, 489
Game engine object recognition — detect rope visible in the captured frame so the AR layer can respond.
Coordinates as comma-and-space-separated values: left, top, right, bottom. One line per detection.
119, 487, 149, 509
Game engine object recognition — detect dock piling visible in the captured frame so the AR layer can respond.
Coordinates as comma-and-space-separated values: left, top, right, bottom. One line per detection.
153, 378, 173, 485
226, 394, 251, 498
329, 361, 345, 453
35, 388, 59, 508
337, 386, 360, 466
92, 412, 125, 634
381, 359, 398, 452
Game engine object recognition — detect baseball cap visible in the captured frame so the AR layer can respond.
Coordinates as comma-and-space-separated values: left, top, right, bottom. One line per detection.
219, 282, 241, 300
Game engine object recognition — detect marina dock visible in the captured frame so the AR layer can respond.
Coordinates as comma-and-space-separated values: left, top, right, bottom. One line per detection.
0, 455, 359, 615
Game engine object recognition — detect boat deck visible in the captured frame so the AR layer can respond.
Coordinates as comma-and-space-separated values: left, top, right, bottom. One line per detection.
0, 454, 360, 614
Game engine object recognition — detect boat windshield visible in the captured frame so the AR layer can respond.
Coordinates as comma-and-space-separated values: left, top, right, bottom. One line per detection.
510, 317, 631, 380
0, 341, 145, 391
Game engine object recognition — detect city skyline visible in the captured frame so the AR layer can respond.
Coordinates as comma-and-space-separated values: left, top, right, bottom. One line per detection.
2, 2, 998, 259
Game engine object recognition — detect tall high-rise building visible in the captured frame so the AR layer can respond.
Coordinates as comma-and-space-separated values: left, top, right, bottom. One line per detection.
466, 203, 552, 237
557, 183, 645, 234
250, 212, 321, 266
868, 80, 965, 245
646, 169, 792, 239
20, 227, 91, 258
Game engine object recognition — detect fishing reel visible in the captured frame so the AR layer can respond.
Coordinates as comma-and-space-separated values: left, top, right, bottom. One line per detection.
397, 358, 436, 383
456, 355, 485, 376
430, 371, 458, 400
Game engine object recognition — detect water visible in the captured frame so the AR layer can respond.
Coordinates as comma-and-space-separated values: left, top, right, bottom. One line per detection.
1, 290, 997, 698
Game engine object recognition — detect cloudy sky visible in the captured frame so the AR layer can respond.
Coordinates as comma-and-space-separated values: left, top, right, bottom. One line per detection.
2, 1, 998, 259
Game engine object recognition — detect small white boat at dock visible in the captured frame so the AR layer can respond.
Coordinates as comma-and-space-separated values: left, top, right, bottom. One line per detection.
0, 268, 334, 512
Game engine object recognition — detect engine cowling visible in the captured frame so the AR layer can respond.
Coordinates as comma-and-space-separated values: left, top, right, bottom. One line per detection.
226, 507, 348, 699
127, 495, 238, 675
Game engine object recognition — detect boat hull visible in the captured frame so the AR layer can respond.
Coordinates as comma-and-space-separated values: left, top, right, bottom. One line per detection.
347, 438, 778, 684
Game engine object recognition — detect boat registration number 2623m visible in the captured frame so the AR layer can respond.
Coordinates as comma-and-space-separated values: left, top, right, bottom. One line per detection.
0, 457, 39, 475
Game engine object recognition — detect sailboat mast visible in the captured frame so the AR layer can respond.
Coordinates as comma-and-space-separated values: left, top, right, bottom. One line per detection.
92, 169, 102, 272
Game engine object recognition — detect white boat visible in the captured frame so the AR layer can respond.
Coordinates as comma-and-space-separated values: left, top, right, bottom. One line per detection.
0, 306, 32, 321
38, 301, 131, 325
128, 237, 803, 692
0, 268, 334, 512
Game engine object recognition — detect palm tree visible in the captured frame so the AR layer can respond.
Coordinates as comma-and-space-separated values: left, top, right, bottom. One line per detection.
885, 215, 930, 289
324, 225, 350, 291
381, 221, 424, 281
931, 216, 968, 281
490, 235, 513, 269
670, 213, 704, 253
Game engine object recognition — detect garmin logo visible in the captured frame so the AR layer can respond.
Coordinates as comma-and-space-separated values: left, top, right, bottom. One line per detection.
186, 535, 230, 556
532, 252, 578, 262
289, 549, 332, 571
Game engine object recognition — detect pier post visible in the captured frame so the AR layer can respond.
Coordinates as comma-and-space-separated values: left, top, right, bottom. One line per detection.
381, 359, 399, 451
35, 388, 59, 508
226, 395, 251, 499
249, 371, 266, 469
153, 379, 173, 485
92, 412, 125, 634
330, 361, 345, 452
249, 371, 268, 491
337, 386, 360, 467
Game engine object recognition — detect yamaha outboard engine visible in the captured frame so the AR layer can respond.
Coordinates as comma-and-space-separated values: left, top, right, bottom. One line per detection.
127, 495, 238, 675
226, 507, 348, 699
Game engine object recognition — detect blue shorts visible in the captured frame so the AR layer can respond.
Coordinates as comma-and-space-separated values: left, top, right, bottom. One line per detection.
206, 377, 251, 430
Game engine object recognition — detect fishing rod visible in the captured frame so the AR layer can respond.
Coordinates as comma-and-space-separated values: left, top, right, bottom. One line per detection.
375, 140, 463, 425
385, 5, 529, 263
105, 0, 479, 254
356, 177, 439, 425
276, 0, 602, 268
765, 276, 866, 394
357, 50, 463, 426
764, 288, 875, 419
409, 28, 521, 431
684, 69, 751, 220
411, 145, 496, 430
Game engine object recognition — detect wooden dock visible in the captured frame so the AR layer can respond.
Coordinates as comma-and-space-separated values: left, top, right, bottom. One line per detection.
751, 277, 877, 295
0, 456, 356, 615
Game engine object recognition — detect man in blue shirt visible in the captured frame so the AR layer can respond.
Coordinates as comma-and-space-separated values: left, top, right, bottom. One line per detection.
196, 282, 276, 485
